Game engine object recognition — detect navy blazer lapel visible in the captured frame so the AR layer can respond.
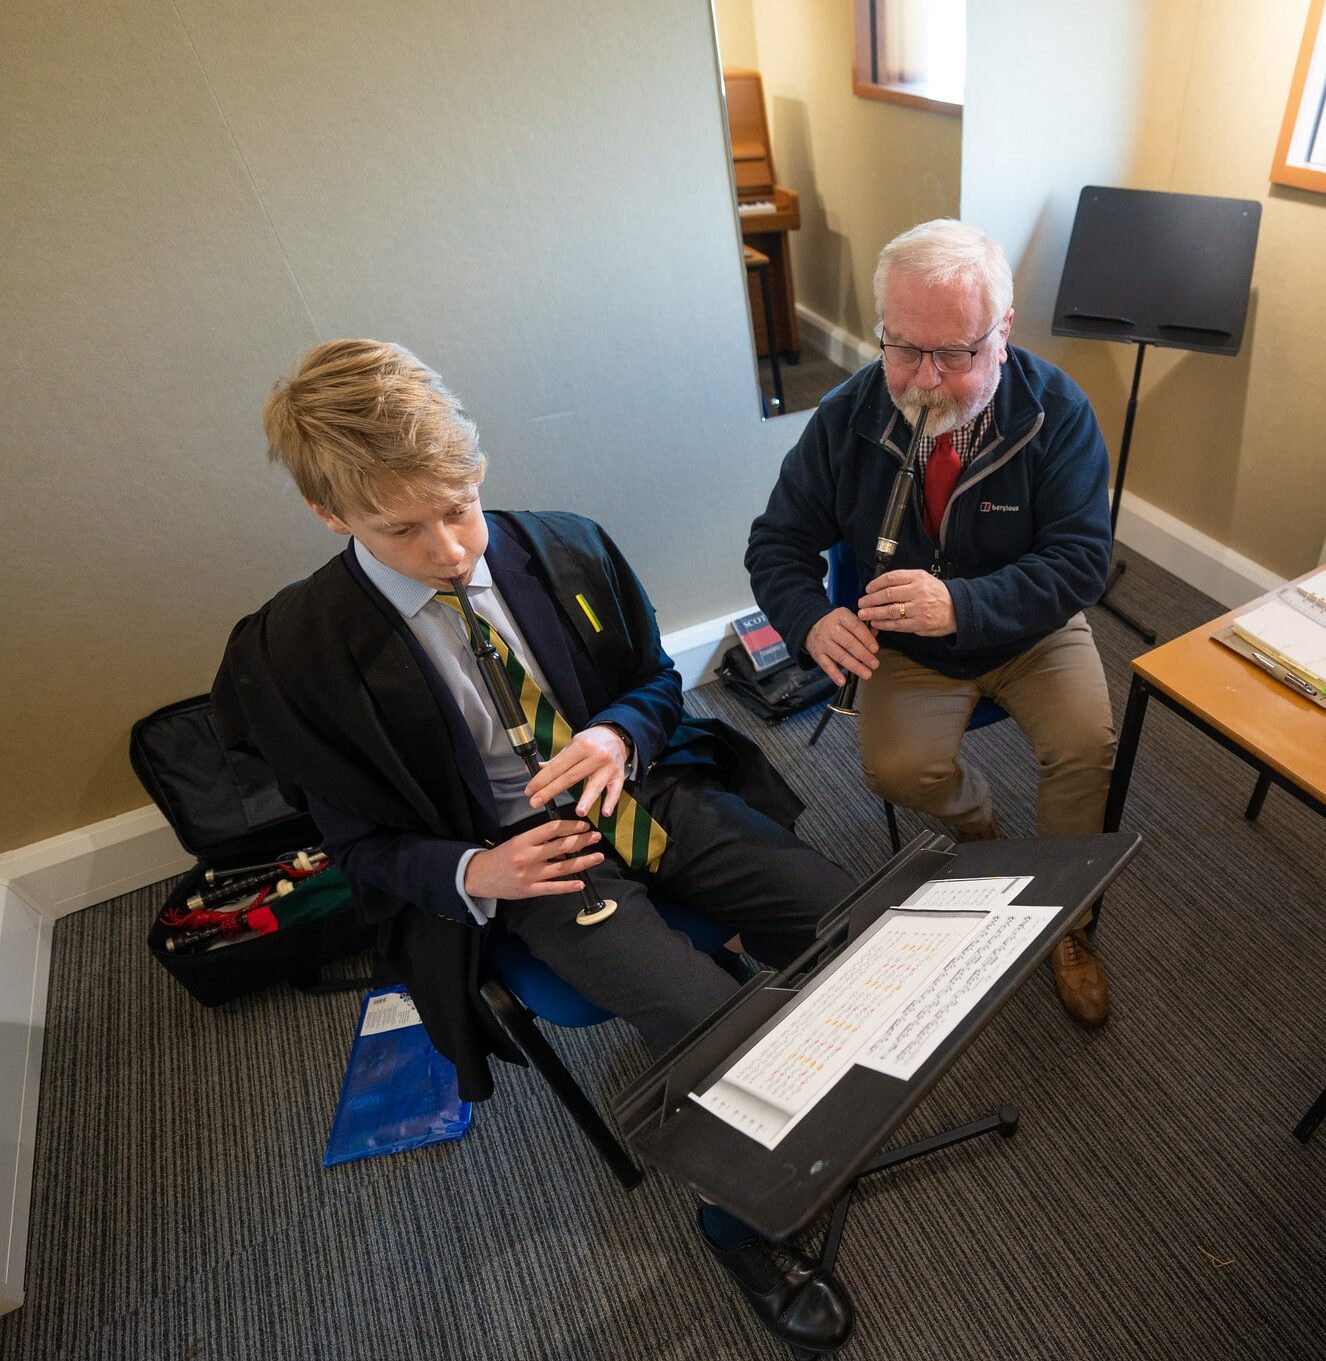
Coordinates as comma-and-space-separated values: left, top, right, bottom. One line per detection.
341, 544, 500, 831
485, 517, 594, 728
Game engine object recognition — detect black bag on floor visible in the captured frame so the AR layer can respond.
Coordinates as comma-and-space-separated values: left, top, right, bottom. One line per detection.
716, 645, 835, 723
130, 695, 376, 1005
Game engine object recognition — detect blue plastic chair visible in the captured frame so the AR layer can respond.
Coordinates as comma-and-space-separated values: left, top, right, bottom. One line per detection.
815, 542, 1010, 853
479, 903, 735, 1187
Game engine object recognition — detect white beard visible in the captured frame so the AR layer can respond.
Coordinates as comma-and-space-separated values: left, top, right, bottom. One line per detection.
896, 389, 965, 437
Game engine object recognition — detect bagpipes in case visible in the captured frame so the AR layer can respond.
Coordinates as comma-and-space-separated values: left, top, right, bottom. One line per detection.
130, 695, 375, 1005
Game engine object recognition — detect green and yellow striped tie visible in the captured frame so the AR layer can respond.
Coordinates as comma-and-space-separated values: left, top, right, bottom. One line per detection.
435, 593, 669, 872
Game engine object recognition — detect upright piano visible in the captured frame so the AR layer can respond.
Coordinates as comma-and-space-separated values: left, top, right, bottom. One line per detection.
724, 67, 801, 362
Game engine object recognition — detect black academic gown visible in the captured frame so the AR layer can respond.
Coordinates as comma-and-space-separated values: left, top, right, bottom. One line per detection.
213, 511, 802, 1100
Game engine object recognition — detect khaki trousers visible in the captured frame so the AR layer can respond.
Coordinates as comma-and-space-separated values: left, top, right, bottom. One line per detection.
857, 613, 1116, 838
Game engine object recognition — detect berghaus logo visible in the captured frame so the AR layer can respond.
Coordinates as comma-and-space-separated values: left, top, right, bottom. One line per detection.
980, 501, 1019, 512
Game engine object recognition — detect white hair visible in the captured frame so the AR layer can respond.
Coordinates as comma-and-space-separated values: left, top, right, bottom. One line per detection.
873, 219, 1014, 326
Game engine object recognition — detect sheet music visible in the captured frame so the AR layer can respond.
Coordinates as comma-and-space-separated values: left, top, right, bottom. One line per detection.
691, 911, 981, 1149
901, 876, 1031, 910
860, 906, 1060, 1081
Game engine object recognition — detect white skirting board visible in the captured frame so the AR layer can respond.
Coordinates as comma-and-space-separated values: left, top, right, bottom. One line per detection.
0, 507, 1281, 918
794, 304, 877, 376
0, 884, 51, 1315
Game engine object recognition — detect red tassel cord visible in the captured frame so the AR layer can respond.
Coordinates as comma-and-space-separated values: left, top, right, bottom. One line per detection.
161, 862, 329, 952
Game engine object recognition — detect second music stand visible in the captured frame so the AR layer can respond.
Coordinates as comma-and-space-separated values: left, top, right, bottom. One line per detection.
1052, 186, 1261, 643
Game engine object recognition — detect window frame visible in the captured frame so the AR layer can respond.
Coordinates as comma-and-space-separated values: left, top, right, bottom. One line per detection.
852, 0, 963, 118
1271, 0, 1326, 194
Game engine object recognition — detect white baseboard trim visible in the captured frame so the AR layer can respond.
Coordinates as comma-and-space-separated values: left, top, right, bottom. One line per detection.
795, 304, 876, 375
1113, 490, 1282, 608
0, 497, 1279, 922
663, 610, 753, 692
0, 621, 746, 922
0, 883, 52, 1315
0, 806, 192, 923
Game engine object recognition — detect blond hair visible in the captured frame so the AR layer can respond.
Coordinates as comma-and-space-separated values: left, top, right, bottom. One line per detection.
873, 219, 1014, 328
263, 339, 486, 517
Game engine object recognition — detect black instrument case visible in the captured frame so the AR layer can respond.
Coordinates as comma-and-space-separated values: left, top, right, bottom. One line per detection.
130, 694, 374, 1004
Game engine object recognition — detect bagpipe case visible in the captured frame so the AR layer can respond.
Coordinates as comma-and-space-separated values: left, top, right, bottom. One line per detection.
130, 695, 375, 1005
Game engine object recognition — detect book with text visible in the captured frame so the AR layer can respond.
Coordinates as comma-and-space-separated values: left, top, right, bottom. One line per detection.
732, 610, 790, 674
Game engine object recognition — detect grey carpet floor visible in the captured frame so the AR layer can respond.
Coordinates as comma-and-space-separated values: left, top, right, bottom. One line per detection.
3, 546, 1323, 1361
759, 341, 853, 419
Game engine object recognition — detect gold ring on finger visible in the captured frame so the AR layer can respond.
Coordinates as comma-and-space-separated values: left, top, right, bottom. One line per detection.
898, 602, 907, 619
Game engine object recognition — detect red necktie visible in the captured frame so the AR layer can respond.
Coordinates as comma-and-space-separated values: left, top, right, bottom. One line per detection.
923, 432, 961, 539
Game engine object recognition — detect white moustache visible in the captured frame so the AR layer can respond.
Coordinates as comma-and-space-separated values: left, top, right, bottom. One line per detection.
897, 389, 962, 437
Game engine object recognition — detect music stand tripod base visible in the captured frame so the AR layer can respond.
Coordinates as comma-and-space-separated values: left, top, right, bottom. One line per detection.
786, 1104, 1021, 1361
1099, 556, 1156, 644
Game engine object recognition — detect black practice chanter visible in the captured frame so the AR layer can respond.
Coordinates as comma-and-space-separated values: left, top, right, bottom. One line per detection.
449, 576, 618, 926
827, 406, 930, 718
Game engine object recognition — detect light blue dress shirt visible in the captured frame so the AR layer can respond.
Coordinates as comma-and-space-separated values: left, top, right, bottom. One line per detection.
353, 538, 595, 923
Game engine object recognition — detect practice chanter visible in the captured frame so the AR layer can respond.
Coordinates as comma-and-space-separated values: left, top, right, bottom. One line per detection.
448, 576, 617, 926
825, 407, 930, 719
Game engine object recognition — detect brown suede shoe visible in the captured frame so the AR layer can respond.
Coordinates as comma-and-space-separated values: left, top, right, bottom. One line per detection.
954, 813, 1003, 842
1050, 930, 1109, 1026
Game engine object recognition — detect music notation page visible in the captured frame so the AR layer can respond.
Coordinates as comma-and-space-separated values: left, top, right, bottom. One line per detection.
692, 910, 981, 1149
692, 882, 1060, 1149
901, 876, 1031, 910
859, 906, 1059, 1082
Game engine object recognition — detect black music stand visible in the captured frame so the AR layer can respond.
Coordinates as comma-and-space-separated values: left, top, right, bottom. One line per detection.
1052, 186, 1261, 643
614, 831, 1139, 1358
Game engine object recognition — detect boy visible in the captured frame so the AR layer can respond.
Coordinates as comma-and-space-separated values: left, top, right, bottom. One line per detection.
212, 339, 856, 1353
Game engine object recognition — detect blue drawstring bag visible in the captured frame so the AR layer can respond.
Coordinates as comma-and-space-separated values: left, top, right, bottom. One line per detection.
323, 985, 472, 1165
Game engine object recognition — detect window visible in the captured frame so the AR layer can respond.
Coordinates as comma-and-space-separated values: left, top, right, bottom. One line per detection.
853, 0, 965, 116
1271, 0, 1326, 194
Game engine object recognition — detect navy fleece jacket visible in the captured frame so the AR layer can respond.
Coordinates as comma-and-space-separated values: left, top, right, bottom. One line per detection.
746, 346, 1112, 679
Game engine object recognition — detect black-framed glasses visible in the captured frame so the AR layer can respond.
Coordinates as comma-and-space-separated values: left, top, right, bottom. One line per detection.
878, 319, 1000, 374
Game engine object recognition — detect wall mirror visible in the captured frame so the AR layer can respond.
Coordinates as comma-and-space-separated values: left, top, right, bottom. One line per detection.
710, 0, 964, 421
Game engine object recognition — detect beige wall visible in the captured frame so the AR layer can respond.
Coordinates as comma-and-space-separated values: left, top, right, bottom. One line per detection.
965, 0, 1325, 581
720, 0, 961, 346
1118, 0, 1326, 575
1, 0, 804, 853
713, 0, 760, 70
8, 0, 1322, 855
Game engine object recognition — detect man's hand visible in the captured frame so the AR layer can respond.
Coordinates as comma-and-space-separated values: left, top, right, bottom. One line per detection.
806, 606, 879, 686
464, 820, 604, 900
860, 568, 956, 637
525, 724, 629, 817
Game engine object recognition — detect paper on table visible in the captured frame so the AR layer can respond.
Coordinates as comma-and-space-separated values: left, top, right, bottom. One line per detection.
691, 910, 982, 1149
1232, 598, 1326, 688
901, 876, 1032, 911
860, 906, 1060, 1081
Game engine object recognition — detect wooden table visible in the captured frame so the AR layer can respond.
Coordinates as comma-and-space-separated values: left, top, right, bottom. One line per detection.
1104, 588, 1326, 836
1103, 576, 1326, 1141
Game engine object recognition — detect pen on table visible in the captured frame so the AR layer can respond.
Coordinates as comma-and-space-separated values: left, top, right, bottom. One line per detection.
1250, 649, 1319, 697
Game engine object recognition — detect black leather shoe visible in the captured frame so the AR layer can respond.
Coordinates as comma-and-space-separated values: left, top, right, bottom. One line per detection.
698, 1211, 854, 1353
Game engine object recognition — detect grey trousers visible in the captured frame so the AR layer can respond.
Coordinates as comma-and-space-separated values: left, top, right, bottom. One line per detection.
497, 768, 855, 1058
857, 613, 1117, 839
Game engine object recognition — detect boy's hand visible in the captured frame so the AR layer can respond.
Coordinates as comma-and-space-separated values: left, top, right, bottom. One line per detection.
464, 820, 603, 900
525, 725, 629, 818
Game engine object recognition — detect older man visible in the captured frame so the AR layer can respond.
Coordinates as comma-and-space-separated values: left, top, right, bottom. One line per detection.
746, 219, 1117, 1026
